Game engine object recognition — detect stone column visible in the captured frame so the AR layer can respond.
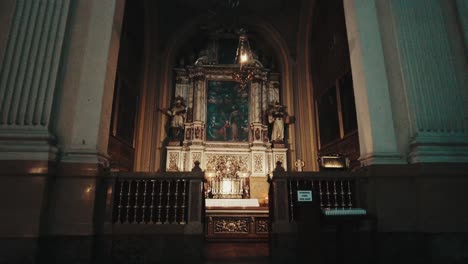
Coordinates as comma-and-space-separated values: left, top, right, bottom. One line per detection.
55, 0, 124, 164
250, 80, 265, 146
389, 0, 468, 162
41, 1, 125, 261
200, 78, 207, 123
192, 76, 205, 122
250, 81, 262, 123
343, 0, 404, 165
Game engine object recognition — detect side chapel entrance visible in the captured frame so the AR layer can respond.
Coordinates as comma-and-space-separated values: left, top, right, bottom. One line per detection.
163, 31, 288, 240
108, 0, 361, 245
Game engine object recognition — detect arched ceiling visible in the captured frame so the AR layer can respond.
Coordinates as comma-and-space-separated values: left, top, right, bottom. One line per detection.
154, 0, 305, 60
170, 0, 292, 14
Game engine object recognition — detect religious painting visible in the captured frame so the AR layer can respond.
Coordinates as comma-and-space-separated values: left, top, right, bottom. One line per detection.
206, 80, 249, 141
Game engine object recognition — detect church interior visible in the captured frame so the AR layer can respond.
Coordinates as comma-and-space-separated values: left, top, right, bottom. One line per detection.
0, 0, 467, 263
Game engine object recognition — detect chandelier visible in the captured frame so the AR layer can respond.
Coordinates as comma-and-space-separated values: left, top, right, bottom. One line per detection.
233, 29, 257, 89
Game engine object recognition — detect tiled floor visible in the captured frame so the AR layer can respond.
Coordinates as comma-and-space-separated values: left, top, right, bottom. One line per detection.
203, 242, 270, 264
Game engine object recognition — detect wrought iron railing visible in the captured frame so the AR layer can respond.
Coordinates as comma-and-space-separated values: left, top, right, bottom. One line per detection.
288, 175, 356, 222
110, 172, 204, 225
270, 171, 363, 222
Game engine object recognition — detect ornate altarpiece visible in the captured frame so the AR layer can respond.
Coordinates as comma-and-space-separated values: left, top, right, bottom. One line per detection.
165, 64, 288, 201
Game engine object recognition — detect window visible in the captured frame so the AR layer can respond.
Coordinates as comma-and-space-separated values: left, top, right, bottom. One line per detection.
316, 71, 358, 148
339, 71, 357, 135
317, 86, 340, 146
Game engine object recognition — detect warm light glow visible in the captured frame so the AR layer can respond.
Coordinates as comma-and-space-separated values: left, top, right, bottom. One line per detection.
233, 29, 257, 88
221, 180, 232, 194
238, 171, 250, 178
28, 166, 48, 174
85, 186, 93, 193
240, 53, 248, 63
205, 171, 217, 178
319, 156, 348, 169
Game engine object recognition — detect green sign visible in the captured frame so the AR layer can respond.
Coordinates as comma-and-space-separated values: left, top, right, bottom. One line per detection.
297, 190, 313, 202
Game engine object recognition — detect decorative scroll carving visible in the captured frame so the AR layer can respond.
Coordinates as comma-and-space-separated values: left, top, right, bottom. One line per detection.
188, 67, 205, 80
256, 219, 269, 233
214, 218, 249, 233
183, 152, 188, 170
205, 154, 250, 199
185, 127, 192, 140
204, 143, 250, 149
253, 153, 263, 173
168, 153, 179, 171
192, 152, 202, 164
205, 210, 269, 241
205, 154, 250, 173
255, 128, 261, 140
275, 154, 284, 166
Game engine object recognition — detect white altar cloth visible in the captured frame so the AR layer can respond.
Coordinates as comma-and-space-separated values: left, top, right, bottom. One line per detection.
205, 198, 259, 207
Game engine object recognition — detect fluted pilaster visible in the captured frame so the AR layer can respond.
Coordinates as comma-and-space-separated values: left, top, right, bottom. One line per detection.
391, 0, 468, 162
0, 0, 69, 128
455, 0, 468, 48
392, 0, 466, 134
0, 0, 70, 160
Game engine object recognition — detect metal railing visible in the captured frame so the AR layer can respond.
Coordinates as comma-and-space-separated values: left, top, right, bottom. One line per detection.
270, 171, 363, 222
288, 175, 356, 222
113, 178, 189, 224
108, 172, 204, 225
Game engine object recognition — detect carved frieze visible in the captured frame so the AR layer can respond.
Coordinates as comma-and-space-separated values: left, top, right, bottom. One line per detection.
192, 152, 202, 163
183, 152, 188, 170
168, 152, 179, 171
275, 154, 285, 166
256, 218, 269, 233
214, 217, 249, 233
188, 67, 205, 80
185, 127, 192, 140
253, 153, 264, 173
205, 154, 250, 173
204, 143, 251, 149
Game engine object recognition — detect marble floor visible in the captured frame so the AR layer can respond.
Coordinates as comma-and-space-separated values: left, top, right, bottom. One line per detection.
203, 242, 270, 264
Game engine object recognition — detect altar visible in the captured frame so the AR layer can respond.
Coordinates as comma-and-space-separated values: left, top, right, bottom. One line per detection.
162, 33, 290, 240
205, 198, 260, 207
164, 64, 289, 202
205, 198, 269, 241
